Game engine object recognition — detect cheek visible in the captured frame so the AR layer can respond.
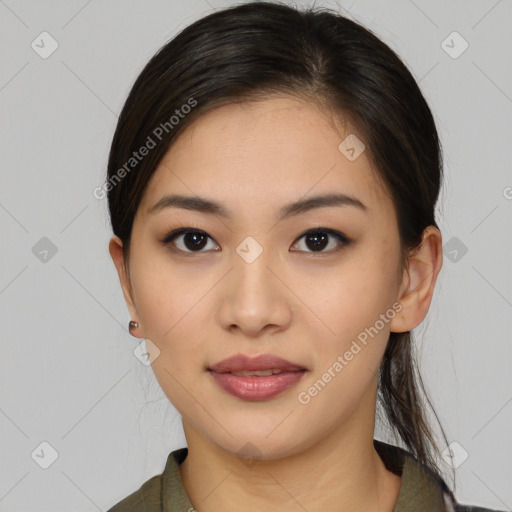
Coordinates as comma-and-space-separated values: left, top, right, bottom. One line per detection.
129, 249, 201, 339
295, 258, 396, 420
305, 245, 399, 366
132, 263, 204, 408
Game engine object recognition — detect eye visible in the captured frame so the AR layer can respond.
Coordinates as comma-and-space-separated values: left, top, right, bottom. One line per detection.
291, 228, 351, 253
161, 228, 220, 253
161, 227, 351, 254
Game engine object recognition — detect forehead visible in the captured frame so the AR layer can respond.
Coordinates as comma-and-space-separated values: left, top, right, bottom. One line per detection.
138, 95, 393, 221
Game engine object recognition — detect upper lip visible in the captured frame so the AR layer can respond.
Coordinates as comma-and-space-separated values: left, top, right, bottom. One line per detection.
208, 353, 307, 373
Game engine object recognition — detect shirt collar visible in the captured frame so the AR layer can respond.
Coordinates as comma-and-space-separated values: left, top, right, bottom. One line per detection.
373, 439, 448, 511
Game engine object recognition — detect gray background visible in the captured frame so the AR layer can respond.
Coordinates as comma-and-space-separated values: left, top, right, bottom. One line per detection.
1, 0, 511, 510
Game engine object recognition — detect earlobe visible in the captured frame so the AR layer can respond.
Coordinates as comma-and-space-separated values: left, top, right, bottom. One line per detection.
108, 235, 138, 320
389, 226, 443, 333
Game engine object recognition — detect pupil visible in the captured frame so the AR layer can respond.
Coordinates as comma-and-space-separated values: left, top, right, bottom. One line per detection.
307, 232, 327, 251
181, 232, 330, 252
185, 232, 207, 251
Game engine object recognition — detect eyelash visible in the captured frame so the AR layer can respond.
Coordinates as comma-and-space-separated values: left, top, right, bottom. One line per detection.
160, 226, 352, 255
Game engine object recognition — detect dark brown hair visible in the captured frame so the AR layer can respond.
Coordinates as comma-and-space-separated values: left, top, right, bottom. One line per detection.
106, 0, 455, 501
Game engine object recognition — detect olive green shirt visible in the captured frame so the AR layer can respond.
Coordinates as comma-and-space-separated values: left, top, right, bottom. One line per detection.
106, 439, 502, 512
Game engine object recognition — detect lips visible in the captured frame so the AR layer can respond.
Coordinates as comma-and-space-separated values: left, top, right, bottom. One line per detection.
208, 353, 308, 401
208, 353, 307, 374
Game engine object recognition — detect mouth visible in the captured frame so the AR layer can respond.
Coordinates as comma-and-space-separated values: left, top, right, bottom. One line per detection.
207, 353, 308, 401
207, 353, 308, 374
207, 369, 307, 401
224, 369, 295, 377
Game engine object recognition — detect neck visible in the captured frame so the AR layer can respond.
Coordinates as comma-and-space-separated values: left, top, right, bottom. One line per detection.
179, 390, 401, 512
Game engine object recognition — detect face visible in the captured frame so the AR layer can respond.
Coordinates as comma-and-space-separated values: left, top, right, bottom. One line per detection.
114, 95, 410, 459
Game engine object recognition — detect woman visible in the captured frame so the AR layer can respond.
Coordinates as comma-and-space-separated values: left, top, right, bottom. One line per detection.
105, 2, 503, 510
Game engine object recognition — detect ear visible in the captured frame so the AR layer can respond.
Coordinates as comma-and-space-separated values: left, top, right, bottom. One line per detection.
390, 226, 443, 333
108, 235, 138, 323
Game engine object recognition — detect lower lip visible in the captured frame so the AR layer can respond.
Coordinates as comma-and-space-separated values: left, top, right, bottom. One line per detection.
208, 370, 307, 401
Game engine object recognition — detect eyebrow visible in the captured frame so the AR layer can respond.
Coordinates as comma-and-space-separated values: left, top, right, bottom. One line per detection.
147, 192, 367, 220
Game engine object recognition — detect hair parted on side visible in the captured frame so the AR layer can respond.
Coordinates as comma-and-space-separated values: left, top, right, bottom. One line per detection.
106, 0, 454, 502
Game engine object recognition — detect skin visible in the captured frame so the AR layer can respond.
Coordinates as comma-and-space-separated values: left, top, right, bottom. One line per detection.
109, 95, 443, 512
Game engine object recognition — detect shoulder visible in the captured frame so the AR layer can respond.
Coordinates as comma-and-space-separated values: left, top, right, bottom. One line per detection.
106, 473, 163, 512
444, 487, 507, 512
455, 505, 508, 512
373, 440, 506, 512
105, 447, 189, 512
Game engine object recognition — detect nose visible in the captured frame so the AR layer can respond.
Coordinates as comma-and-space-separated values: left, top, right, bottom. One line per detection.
216, 248, 294, 337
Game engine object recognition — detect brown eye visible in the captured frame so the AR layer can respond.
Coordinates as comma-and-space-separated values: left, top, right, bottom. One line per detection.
161, 227, 350, 255
162, 228, 220, 253
291, 229, 351, 253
